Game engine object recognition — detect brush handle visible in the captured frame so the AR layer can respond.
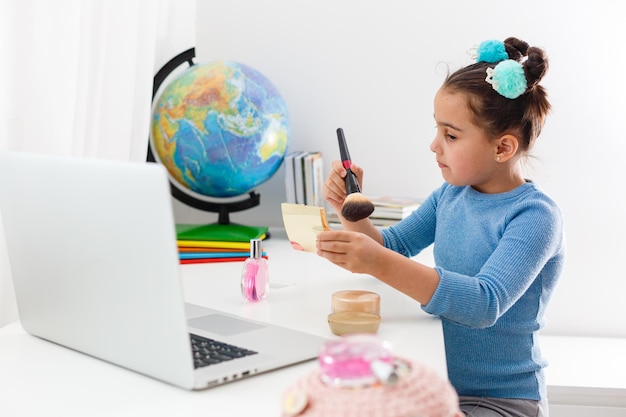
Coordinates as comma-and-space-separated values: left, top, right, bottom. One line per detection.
337, 128, 351, 166
336, 128, 361, 194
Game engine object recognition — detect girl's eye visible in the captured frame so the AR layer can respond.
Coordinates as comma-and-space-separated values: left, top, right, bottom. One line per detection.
435, 125, 457, 141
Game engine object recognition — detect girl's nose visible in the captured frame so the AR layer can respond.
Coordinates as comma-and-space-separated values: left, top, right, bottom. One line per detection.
429, 136, 439, 154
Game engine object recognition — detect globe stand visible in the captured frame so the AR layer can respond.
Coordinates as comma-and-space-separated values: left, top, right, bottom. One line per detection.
146, 47, 261, 226
166, 185, 260, 226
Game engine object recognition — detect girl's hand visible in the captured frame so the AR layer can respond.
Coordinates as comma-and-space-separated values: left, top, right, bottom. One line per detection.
323, 160, 365, 215
316, 229, 382, 275
317, 229, 440, 306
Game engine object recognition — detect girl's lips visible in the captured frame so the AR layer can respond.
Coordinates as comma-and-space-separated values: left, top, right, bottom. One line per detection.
437, 161, 447, 168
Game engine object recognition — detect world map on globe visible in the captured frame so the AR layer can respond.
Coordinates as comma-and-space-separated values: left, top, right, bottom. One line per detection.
150, 60, 290, 198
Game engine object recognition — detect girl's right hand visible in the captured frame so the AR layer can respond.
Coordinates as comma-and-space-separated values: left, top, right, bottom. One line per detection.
323, 160, 365, 214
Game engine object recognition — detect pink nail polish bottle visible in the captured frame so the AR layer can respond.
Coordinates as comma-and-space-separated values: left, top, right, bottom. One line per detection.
241, 238, 269, 302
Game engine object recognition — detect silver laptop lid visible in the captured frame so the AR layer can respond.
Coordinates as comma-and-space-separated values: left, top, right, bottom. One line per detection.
0, 151, 196, 389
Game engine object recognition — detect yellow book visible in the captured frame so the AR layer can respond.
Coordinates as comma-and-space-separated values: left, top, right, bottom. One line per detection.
177, 240, 254, 250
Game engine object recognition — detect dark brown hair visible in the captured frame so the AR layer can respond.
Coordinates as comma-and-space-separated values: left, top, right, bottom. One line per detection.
442, 37, 551, 153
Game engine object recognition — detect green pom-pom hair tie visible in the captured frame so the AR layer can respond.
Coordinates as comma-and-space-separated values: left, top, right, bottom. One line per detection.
467, 39, 508, 63
485, 59, 527, 99
467, 39, 529, 99
476, 40, 508, 63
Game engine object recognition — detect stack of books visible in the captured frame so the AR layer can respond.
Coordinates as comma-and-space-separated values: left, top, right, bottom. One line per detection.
284, 150, 324, 207
176, 223, 269, 264
328, 195, 423, 228
369, 195, 423, 223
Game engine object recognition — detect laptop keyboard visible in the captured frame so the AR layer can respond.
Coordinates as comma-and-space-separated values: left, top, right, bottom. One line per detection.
190, 333, 258, 369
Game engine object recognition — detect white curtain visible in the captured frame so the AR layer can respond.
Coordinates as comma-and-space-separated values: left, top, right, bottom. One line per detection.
0, 0, 169, 327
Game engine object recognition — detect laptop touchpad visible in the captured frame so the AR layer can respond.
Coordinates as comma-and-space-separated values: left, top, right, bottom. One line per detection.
188, 314, 264, 336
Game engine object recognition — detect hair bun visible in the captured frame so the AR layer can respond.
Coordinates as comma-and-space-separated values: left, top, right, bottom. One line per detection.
503, 37, 548, 88
503, 37, 529, 61
524, 47, 549, 87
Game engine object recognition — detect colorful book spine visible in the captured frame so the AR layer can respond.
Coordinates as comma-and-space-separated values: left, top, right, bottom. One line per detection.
175, 223, 269, 264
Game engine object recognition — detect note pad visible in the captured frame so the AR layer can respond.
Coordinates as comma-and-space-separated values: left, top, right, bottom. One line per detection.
281, 203, 330, 253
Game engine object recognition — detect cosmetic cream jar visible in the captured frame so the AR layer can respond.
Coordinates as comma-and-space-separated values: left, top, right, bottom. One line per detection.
327, 290, 381, 336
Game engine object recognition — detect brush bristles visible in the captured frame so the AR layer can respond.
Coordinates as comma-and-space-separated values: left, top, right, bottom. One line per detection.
341, 193, 375, 222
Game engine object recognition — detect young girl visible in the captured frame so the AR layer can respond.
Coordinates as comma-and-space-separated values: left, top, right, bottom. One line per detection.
317, 37, 564, 417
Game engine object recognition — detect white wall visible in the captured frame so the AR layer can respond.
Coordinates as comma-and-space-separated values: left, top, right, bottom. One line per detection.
153, 0, 196, 76
184, 0, 626, 338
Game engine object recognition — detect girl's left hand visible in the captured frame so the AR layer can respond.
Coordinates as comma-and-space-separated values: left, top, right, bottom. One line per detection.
316, 230, 383, 275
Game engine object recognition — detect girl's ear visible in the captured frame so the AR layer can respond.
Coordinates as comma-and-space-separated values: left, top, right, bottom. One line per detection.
495, 134, 519, 162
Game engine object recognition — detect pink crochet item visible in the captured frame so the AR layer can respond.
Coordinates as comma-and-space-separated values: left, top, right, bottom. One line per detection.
281, 357, 462, 417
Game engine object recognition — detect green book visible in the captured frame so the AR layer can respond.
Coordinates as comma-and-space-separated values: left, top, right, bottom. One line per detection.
175, 223, 269, 242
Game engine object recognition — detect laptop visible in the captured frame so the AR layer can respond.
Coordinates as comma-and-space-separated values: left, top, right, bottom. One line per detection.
0, 150, 328, 390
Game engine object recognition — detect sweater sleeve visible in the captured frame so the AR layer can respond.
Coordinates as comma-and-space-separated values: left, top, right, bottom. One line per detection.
381, 184, 444, 257
423, 196, 564, 328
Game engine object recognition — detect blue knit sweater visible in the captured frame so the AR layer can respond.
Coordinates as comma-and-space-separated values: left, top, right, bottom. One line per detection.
381, 181, 565, 400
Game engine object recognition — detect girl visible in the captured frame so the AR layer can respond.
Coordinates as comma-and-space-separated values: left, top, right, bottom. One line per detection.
317, 37, 564, 417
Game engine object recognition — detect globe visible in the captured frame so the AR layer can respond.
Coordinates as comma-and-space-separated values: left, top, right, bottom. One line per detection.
150, 60, 290, 199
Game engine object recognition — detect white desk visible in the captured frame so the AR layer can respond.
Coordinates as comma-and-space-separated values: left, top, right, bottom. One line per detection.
0, 229, 445, 417
540, 335, 626, 414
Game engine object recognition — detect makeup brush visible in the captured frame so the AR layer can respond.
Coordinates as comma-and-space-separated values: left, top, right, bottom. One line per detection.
336, 128, 375, 222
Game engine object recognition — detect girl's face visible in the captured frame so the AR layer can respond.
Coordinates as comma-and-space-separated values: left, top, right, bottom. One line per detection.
430, 89, 515, 194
